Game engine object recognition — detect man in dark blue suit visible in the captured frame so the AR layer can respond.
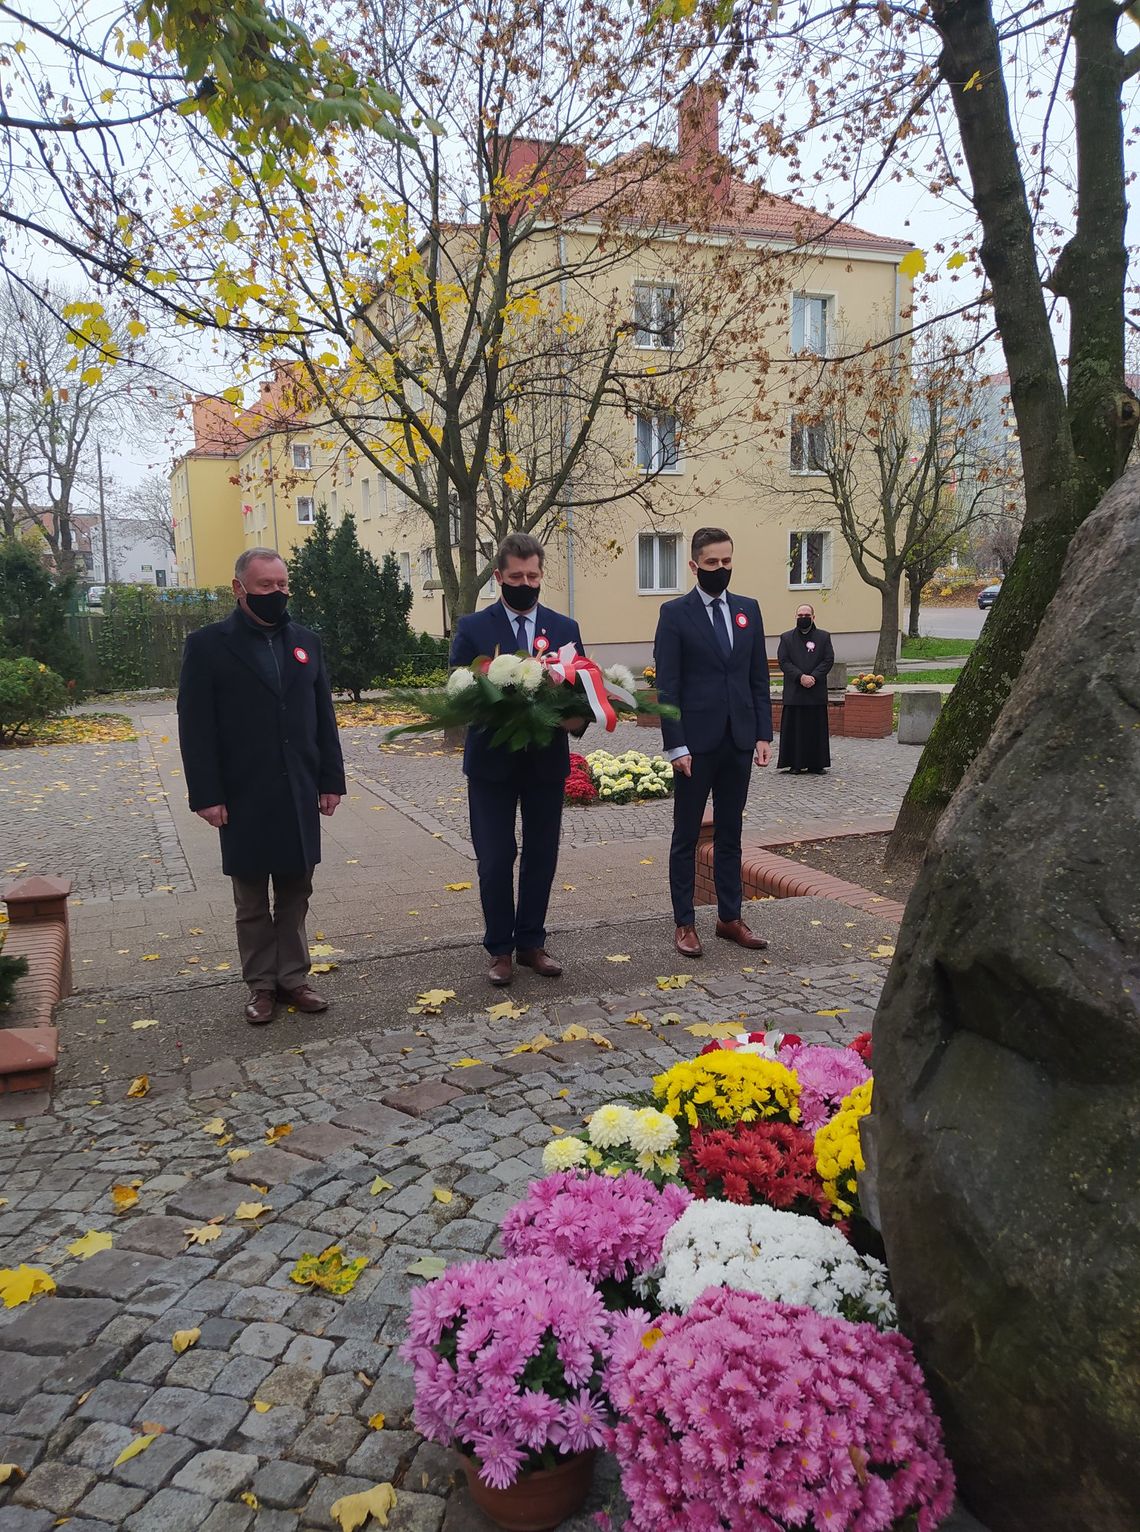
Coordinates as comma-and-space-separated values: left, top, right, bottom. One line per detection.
654, 527, 773, 958
449, 533, 586, 986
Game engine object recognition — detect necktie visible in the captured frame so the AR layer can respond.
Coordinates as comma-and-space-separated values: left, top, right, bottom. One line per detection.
515, 614, 530, 653
711, 598, 732, 658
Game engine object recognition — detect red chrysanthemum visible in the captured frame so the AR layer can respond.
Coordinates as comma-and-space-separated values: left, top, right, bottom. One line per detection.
681, 1121, 832, 1221
849, 1031, 873, 1065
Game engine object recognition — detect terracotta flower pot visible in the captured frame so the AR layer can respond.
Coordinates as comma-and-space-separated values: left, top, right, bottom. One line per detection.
459, 1449, 597, 1531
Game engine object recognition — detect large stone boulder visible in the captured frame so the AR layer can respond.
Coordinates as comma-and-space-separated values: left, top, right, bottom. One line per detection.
872, 469, 1140, 1531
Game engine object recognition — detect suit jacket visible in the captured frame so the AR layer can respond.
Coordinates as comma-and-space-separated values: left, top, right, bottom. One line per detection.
177, 608, 346, 877
654, 586, 772, 754
777, 626, 835, 706
449, 601, 585, 782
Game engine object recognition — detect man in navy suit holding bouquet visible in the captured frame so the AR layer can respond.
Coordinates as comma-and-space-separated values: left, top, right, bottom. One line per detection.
654, 526, 773, 958
449, 533, 586, 986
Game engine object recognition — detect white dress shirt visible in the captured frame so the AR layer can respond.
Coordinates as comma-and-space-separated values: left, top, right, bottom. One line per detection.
503, 600, 537, 653
665, 587, 734, 761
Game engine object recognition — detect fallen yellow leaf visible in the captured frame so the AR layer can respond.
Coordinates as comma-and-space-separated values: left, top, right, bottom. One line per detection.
290, 1245, 369, 1295
216, 1133, 233, 1147
184, 1224, 223, 1246
329, 1482, 397, 1532
252, 1400, 273, 1413
408, 988, 456, 1015
639, 857, 654, 864
139, 953, 160, 961
227, 1148, 251, 1163
171, 1327, 201, 1354
624, 1012, 650, 1028
487, 999, 528, 1021
871, 944, 896, 958
656, 974, 693, 990
368, 1412, 385, 1430
589, 1032, 614, 1050
432, 1188, 453, 1205
214, 962, 231, 971
369, 1177, 393, 1195
606, 953, 631, 962
0, 1464, 25, 1484
126, 1075, 150, 1099
405, 1255, 446, 1278
684, 1021, 739, 1038
444, 882, 472, 891
113, 1433, 159, 1467
241, 1492, 259, 1508
509, 1031, 554, 1055
189, 928, 204, 935
0, 1265, 55, 1308
450, 1058, 484, 1068
560, 1024, 589, 1041
67, 1230, 113, 1260
202, 1117, 226, 1135
131, 1018, 159, 1031
265, 1123, 293, 1144
110, 1183, 141, 1212
816, 1009, 851, 1018
562, 883, 575, 891
234, 1202, 272, 1220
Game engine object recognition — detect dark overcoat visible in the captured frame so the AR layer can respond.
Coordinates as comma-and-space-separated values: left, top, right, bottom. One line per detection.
654, 586, 773, 754
177, 609, 346, 878
449, 602, 585, 783
777, 625, 835, 706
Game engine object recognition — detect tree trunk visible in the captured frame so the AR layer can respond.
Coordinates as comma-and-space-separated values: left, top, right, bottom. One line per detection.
905, 572, 923, 640
873, 576, 901, 676
887, 0, 1137, 865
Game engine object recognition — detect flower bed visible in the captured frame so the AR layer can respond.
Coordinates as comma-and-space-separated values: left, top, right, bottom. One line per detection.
564, 748, 674, 805
402, 1033, 957, 1528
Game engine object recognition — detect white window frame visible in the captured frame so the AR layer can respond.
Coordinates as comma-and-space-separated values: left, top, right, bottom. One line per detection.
398, 552, 412, 587
636, 530, 683, 595
791, 291, 833, 357
292, 443, 312, 470
296, 495, 315, 524
788, 529, 829, 590
633, 282, 681, 350
420, 546, 434, 582
329, 490, 338, 519
360, 478, 371, 520
635, 411, 682, 474
789, 413, 829, 476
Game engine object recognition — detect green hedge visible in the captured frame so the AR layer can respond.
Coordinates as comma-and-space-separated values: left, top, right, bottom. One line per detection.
69, 586, 231, 691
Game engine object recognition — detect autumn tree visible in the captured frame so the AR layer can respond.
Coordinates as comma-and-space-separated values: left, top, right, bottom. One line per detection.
118, 470, 176, 556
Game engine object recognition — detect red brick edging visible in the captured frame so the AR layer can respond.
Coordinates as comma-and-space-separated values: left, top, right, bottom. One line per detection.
695, 824, 907, 923
0, 875, 72, 1096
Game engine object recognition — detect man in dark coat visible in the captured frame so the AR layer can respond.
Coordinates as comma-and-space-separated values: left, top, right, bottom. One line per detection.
777, 603, 836, 773
177, 548, 346, 1025
449, 532, 586, 987
654, 526, 772, 959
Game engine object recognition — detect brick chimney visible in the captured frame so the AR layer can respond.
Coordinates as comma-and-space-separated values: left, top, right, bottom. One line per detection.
191, 396, 245, 455
678, 81, 731, 207
502, 137, 587, 202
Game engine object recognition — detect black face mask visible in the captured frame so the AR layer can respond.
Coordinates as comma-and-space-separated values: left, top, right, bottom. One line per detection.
242, 588, 289, 625
500, 581, 540, 613
696, 566, 731, 597
797, 615, 814, 633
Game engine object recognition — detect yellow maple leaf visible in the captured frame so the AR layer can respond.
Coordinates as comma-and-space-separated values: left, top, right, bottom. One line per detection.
126, 1075, 150, 1099
657, 974, 693, 991
487, 999, 528, 1021
216, 1134, 233, 1148
0, 1464, 25, 1484
252, 1400, 273, 1413
684, 1021, 739, 1038
235, 1201, 272, 1220
184, 1224, 223, 1246
368, 1412, 385, 1430
589, 1032, 613, 1050
408, 988, 456, 1015
871, 944, 896, 959
131, 1018, 159, 1031
113, 1433, 159, 1467
509, 1031, 554, 1054
227, 1148, 251, 1163
110, 1183, 141, 1212
330, 1482, 398, 1532
139, 953, 159, 962
444, 882, 472, 891
898, 248, 927, 278
171, 1327, 201, 1354
309, 962, 336, 974
67, 1230, 113, 1260
241, 1492, 260, 1508
369, 1176, 393, 1195
560, 1024, 589, 1041
202, 1117, 226, 1135
624, 1012, 650, 1028
265, 1123, 293, 1144
606, 953, 631, 962
450, 1058, 483, 1068
432, 1188, 453, 1205
0, 1264, 56, 1308
946, 250, 968, 269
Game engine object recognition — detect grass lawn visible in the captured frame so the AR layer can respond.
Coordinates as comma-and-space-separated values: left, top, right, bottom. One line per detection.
899, 636, 975, 659
883, 669, 960, 686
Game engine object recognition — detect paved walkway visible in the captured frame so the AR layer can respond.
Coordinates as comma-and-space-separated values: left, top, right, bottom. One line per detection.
1, 710, 918, 993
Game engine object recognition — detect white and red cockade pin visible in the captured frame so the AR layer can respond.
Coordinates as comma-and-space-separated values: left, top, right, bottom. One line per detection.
534, 635, 550, 655
735, 611, 749, 629
293, 647, 309, 664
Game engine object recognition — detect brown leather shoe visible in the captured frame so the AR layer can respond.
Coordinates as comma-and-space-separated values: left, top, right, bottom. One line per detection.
715, 917, 769, 951
277, 983, 329, 1013
674, 924, 703, 958
517, 948, 563, 978
488, 955, 513, 986
245, 990, 277, 1025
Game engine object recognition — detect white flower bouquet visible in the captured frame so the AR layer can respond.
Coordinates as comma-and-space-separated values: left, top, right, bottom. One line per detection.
585, 748, 674, 803
656, 1200, 896, 1327
386, 649, 677, 751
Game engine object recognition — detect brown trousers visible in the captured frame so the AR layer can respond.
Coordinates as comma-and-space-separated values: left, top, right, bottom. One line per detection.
231, 870, 313, 992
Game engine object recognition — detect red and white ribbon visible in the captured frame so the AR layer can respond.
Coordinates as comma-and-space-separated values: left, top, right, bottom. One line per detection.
540, 642, 621, 731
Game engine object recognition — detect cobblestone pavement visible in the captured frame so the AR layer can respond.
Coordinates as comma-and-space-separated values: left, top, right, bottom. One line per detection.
0, 948, 884, 1532
351, 722, 918, 851
0, 731, 193, 903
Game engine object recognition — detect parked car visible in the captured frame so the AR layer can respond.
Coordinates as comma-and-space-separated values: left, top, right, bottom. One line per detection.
977, 583, 1002, 609
84, 585, 105, 608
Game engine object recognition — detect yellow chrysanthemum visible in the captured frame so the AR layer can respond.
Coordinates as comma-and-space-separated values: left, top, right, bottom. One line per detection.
652, 1053, 801, 1136
814, 1078, 873, 1219
541, 1135, 590, 1173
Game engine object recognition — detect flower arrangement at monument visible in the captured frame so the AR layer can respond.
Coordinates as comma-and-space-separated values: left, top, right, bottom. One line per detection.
851, 671, 888, 693
540, 1101, 681, 1184
564, 752, 598, 804
583, 747, 674, 802
403, 1037, 956, 1530
386, 647, 677, 750
500, 1170, 691, 1311
609, 1289, 955, 1532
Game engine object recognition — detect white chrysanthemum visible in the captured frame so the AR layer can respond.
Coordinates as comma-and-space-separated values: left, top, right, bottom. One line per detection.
445, 666, 477, 696
586, 1102, 636, 1149
627, 1107, 678, 1156
517, 657, 545, 693
487, 653, 523, 686
541, 1135, 590, 1173
604, 663, 636, 692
